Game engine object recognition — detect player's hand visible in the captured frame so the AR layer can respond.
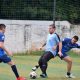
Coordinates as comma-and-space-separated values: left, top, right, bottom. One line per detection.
52, 45, 57, 51
58, 51, 62, 57
40, 47, 43, 50
8, 51, 13, 57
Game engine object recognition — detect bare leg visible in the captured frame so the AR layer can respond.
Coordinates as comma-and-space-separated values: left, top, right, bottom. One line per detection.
63, 56, 72, 73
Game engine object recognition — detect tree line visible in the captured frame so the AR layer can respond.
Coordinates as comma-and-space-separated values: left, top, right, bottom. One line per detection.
0, 0, 80, 24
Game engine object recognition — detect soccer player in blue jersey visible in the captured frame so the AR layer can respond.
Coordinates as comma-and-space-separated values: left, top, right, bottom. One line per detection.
57, 35, 80, 78
32, 24, 62, 78
0, 24, 26, 80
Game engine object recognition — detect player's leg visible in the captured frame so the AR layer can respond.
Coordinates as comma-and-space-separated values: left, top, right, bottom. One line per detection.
32, 65, 39, 71
39, 51, 54, 78
1, 55, 26, 80
32, 53, 46, 71
0, 59, 2, 63
39, 59, 48, 77
63, 56, 72, 74
8, 61, 19, 78
8, 61, 26, 80
63, 56, 75, 78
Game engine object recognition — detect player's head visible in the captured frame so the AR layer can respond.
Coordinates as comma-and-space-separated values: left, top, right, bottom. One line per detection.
71, 36, 79, 44
0, 24, 6, 33
49, 24, 56, 34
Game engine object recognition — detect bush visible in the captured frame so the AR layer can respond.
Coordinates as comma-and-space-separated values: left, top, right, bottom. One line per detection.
13, 50, 44, 56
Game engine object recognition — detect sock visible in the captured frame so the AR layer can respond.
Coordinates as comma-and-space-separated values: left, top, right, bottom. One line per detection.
11, 65, 19, 78
42, 64, 47, 74
35, 65, 39, 68
67, 72, 70, 75
39, 59, 47, 75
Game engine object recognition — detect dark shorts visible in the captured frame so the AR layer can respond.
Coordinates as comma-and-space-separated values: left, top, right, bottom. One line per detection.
0, 54, 11, 63
57, 52, 68, 60
39, 51, 54, 63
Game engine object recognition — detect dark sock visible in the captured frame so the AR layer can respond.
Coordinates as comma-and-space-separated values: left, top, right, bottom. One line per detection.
67, 72, 70, 75
11, 65, 19, 78
42, 64, 47, 74
39, 59, 47, 75
35, 65, 39, 68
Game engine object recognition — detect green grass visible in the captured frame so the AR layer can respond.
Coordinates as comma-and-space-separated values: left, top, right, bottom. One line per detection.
0, 53, 80, 80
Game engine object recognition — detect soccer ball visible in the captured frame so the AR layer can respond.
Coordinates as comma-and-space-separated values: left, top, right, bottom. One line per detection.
29, 71, 37, 79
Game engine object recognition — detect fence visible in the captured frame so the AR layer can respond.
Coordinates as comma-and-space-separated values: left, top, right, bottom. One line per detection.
0, 0, 80, 24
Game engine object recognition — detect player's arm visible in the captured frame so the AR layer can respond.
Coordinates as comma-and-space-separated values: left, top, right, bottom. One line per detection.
58, 41, 62, 57
77, 44, 80, 48
52, 45, 57, 50
42, 43, 46, 47
0, 42, 13, 56
55, 34, 62, 57
40, 42, 46, 50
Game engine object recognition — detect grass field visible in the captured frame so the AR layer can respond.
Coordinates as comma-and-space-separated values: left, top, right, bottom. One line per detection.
0, 53, 80, 80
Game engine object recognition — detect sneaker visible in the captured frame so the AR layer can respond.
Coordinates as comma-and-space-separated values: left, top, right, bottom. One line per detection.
40, 73, 48, 78
16, 77, 26, 80
66, 74, 75, 78
32, 66, 37, 71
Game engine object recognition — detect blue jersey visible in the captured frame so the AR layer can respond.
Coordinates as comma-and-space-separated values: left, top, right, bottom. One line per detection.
45, 33, 60, 56
62, 38, 80, 53
0, 32, 5, 57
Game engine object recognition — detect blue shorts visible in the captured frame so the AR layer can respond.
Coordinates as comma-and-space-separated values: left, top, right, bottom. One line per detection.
0, 54, 11, 63
57, 52, 68, 60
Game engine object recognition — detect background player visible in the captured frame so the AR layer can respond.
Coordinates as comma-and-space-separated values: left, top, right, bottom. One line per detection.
57, 35, 80, 78
0, 24, 26, 80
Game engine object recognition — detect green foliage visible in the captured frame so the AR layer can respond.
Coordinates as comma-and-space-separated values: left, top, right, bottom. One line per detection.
14, 50, 44, 56
30, 50, 44, 56
67, 51, 80, 57
13, 50, 80, 57
0, 0, 80, 23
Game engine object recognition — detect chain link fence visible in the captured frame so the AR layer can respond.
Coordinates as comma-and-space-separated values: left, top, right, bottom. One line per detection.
0, 0, 80, 24
0, 0, 80, 53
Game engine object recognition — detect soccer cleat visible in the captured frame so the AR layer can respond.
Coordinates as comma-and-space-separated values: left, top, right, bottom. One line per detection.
66, 74, 75, 78
40, 73, 48, 78
16, 77, 27, 80
32, 66, 37, 71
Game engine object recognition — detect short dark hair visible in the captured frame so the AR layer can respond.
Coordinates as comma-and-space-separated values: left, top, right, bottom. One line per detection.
0, 24, 6, 30
73, 35, 79, 41
49, 24, 56, 28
